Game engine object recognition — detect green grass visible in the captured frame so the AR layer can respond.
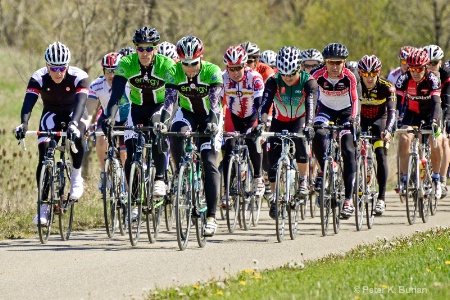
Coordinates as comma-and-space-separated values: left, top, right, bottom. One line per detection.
145, 227, 450, 300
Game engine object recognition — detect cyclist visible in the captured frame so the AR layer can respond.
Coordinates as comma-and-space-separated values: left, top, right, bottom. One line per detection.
357, 55, 396, 215
300, 48, 323, 74
259, 50, 277, 70
221, 45, 265, 207
103, 26, 175, 206
157, 41, 180, 62
387, 46, 414, 86
397, 48, 443, 198
156, 35, 223, 237
14, 41, 90, 224
87, 52, 130, 191
311, 42, 360, 219
424, 44, 450, 198
259, 46, 318, 219
118, 47, 136, 57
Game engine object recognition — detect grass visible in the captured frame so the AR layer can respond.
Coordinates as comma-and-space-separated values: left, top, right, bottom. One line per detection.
145, 227, 450, 300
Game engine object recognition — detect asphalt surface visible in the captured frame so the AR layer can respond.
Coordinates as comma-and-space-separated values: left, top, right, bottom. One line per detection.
1, 191, 449, 300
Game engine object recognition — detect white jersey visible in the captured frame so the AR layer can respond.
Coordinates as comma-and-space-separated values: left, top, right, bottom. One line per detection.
386, 67, 403, 86
88, 76, 130, 122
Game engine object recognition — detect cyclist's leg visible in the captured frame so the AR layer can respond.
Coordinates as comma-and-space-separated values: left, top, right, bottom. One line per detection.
69, 120, 86, 200
312, 106, 333, 190
150, 104, 169, 196
291, 117, 309, 194
371, 118, 388, 213
339, 112, 356, 217
169, 108, 195, 169
267, 119, 284, 219
95, 113, 108, 191
439, 133, 449, 196
429, 131, 444, 198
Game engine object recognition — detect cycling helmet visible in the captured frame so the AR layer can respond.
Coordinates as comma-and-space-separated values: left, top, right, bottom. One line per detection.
240, 42, 260, 56
357, 55, 382, 72
346, 61, 358, 69
301, 48, 323, 63
276, 46, 301, 75
407, 48, 430, 67
260, 50, 277, 68
132, 26, 160, 45
176, 36, 204, 60
101, 52, 121, 69
118, 47, 135, 56
44, 41, 71, 66
398, 46, 414, 60
223, 45, 248, 65
158, 41, 179, 60
322, 42, 349, 59
424, 44, 444, 61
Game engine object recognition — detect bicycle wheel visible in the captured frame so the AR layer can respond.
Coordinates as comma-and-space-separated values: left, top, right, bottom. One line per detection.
252, 161, 262, 227
195, 163, 207, 248
59, 161, 74, 241
288, 168, 300, 240
405, 155, 419, 225
275, 161, 288, 242
309, 153, 318, 218
37, 164, 53, 244
128, 162, 144, 246
103, 159, 118, 238
225, 156, 240, 233
240, 158, 254, 231
366, 155, 377, 229
175, 163, 192, 251
117, 169, 127, 236
354, 154, 366, 231
145, 166, 160, 243
164, 157, 176, 231
320, 160, 332, 236
420, 163, 432, 223
397, 155, 406, 203
332, 161, 343, 234
428, 160, 438, 216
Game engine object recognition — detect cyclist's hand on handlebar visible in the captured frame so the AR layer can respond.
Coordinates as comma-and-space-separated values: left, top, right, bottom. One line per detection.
303, 125, 315, 141
67, 121, 81, 139
101, 118, 114, 136
14, 123, 28, 140
431, 120, 441, 138
381, 130, 391, 142
205, 122, 219, 134
153, 122, 168, 134
251, 123, 265, 136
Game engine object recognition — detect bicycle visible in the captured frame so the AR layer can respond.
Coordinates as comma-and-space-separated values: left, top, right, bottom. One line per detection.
396, 123, 437, 225
314, 122, 346, 237
259, 130, 305, 242
222, 131, 259, 233
20, 124, 78, 244
354, 129, 379, 231
163, 131, 212, 251
307, 147, 319, 219
113, 124, 165, 246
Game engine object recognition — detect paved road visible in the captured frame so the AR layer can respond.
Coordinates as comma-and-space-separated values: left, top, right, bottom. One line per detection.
1, 192, 449, 300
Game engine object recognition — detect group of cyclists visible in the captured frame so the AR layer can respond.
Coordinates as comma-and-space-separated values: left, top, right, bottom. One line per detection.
14, 25, 450, 239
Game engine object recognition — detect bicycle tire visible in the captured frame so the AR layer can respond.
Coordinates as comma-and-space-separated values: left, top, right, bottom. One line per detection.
145, 166, 159, 243
195, 161, 207, 248
225, 156, 239, 233
288, 190, 300, 240
397, 155, 406, 203
275, 161, 288, 242
117, 169, 127, 236
175, 163, 192, 251
354, 154, 366, 231
427, 159, 438, 216
164, 158, 176, 231
103, 160, 117, 238
420, 162, 432, 223
332, 161, 343, 234
309, 154, 318, 218
240, 157, 254, 231
320, 160, 332, 236
128, 162, 144, 246
405, 155, 419, 225
366, 154, 377, 228
37, 164, 53, 244
59, 161, 73, 241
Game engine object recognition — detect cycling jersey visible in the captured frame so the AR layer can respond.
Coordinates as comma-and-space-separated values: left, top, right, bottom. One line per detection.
164, 61, 223, 115
387, 67, 404, 85
21, 66, 89, 124
396, 71, 441, 121
260, 71, 317, 123
88, 76, 130, 122
360, 77, 396, 132
222, 67, 264, 118
254, 62, 275, 83
311, 66, 359, 119
437, 63, 450, 121
115, 53, 175, 105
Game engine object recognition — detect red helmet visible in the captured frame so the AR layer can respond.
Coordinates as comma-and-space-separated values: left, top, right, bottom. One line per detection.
176, 36, 204, 60
101, 52, 120, 69
398, 46, 414, 60
358, 55, 382, 72
223, 46, 248, 65
406, 48, 430, 67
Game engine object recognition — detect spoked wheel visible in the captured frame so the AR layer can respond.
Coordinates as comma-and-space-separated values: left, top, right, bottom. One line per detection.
288, 198, 300, 240
37, 165, 53, 244
332, 162, 344, 234
354, 155, 366, 231
194, 175, 207, 248
405, 155, 419, 225
366, 159, 377, 229
275, 162, 288, 242
309, 154, 318, 218
103, 160, 118, 238
165, 158, 176, 231
320, 160, 332, 236
428, 161, 438, 216
59, 161, 74, 241
175, 164, 192, 251
128, 162, 144, 246
420, 165, 432, 223
226, 157, 240, 233
240, 159, 254, 231
145, 166, 161, 243
397, 155, 406, 204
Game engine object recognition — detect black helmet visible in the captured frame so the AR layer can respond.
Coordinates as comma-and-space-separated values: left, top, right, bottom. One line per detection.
132, 26, 160, 45
118, 47, 136, 56
322, 42, 349, 59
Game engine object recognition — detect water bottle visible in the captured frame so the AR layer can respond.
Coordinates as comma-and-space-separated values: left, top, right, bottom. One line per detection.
240, 160, 247, 181
366, 157, 373, 184
288, 169, 296, 194
419, 157, 426, 179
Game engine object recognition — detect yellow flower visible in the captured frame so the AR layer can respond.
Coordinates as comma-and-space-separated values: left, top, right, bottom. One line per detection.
216, 290, 223, 295
382, 284, 388, 289
193, 284, 199, 289
374, 283, 379, 287
426, 268, 432, 272
251, 275, 263, 280
240, 281, 246, 286
243, 269, 254, 274
445, 260, 450, 265
437, 247, 443, 251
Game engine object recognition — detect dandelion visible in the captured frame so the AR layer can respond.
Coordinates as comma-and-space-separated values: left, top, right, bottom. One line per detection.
251, 275, 262, 280
216, 290, 223, 295
426, 268, 432, 272
437, 247, 443, 251
193, 284, 199, 289
445, 261, 450, 265
382, 284, 388, 289
239, 281, 246, 286
243, 269, 254, 274
374, 283, 379, 287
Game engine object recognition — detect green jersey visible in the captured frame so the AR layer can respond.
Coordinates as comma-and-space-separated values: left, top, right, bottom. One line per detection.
116, 53, 175, 105
165, 61, 223, 115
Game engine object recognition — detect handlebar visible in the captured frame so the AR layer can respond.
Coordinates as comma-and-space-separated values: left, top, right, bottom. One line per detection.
20, 131, 78, 153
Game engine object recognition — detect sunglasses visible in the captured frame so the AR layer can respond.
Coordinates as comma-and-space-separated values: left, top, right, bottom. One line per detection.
246, 59, 256, 64
400, 59, 407, 65
181, 60, 200, 67
49, 66, 67, 72
104, 69, 116, 74
303, 64, 319, 69
409, 66, 425, 73
360, 71, 379, 77
228, 66, 244, 72
326, 60, 344, 65
428, 61, 439, 66
136, 46, 156, 52
281, 72, 297, 78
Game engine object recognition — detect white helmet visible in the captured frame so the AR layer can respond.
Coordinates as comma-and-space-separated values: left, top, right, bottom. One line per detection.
301, 48, 323, 63
44, 41, 71, 66
260, 50, 277, 68
240, 41, 260, 56
276, 46, 301, 75
158, 41, 179, 60
424, 44, 444, 61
